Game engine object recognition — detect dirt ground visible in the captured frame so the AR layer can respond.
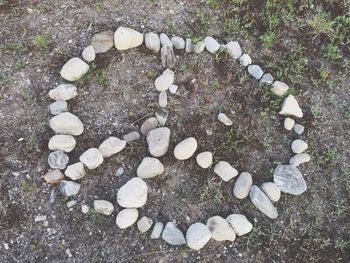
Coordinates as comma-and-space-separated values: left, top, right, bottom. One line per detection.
0, 0, 349, 262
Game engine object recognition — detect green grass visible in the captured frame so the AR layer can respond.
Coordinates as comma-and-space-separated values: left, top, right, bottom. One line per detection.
308, 7, 334, 35
26, 136, 40, 153
145, 69, 157, 78
321, 43, 342, 62
33, 33, 49, 49
199, 177, 225, 206
0, 42, 26, 52
21, 180, 38, 192
260, 31, 277, 47
15, 58, 27, 70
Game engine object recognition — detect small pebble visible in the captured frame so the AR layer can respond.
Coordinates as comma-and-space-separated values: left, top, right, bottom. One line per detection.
59, 180, 81, 197
291, 139, 308, 154
284, 117, 295, 131
43, 169, 64, 184
67, 200, 77, 208
186, 223, 211, 250
147, 127, 171, 157
171, 36, 185, 49
82, 45, 96, 62
48, 134, 76, 153
233, 172, 252, 199
34, 215, 47, 222
289, 153, 311, 166
145, 32, 160, 53
49, 112, 84, 136
214, 161, 238, 182
161, 45, 176, 69
218, 113, 233, 126
140, 117, 158, 135
116, 208, 139, 229
224, 41, 242, 59
160, 33, 173, 47
151, 222, 164, 239
271, 81, 289, 97
65, 162, 85, 180
155, 69, 175, 91
169, 84, 178, 94
226, 214, 253, 236
114, 26, 143, 50
49, 101, 68, 115
94, 200, 114, 215
248, 65, 264, 80
293, 124, 305, 135
174, 137, 198, 160
279, 95, 303, 118
137, 157, 164, 179
204, 36, 221, 54
260, 182, 281, 202
155, 108, 169, 126
158, 91, 167, 108
117, 178, 148, 208
123, 131, 140, 142
115, 167, 125, 176
137, 216, 153, 232
60, 57, 89, 81
48, 84, 77, 101
79, 148, 104, 170
185, 38, 192, 52
207, 216, 236, 241
193, 41, 205, 53
98, 137, 126, 158
81, 204, 89, 214
162, 222, 186, 246
239, 54, 252, 67
48, 150, 69, 170
260, 73, 274, 85
91, 30, 114, 53
196, 151, 213, 169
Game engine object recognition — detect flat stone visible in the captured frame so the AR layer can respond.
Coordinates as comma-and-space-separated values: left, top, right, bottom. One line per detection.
151, 222, 164, 239
226, 214, 253, 236
59, 180, 81, 197
214, 161, 238, 182
248, 65, 264, 79
186, 223, 211, 250
204, 36, 220, 54
81, 204, 89, 214
162, 222, 186, 246
114, 27, 143, 50
137, 216, 153, 232
196, 151, 213, 169
137, 157, 164, 179
49, 84, 77, 101
123, 131, 140, 142
291, 139, 308, 153
64, 162, 86, 180
155, 108, 169, 126
289, 153, 311, 166
43, 169, 64, 184
260, 73, 274, 85
98, 137, 126, 158
271, 81, 289, 96
171, 36, 185, 49
250, 185, 278, 219
185, 38, 192, 52
79, 148, 104, 170
218, 113, 233, 126
174, 137, 198, 160
169, 84, 178, 94
94, 200, 114, 215
161, 45, 176, 68
82, 45, 95, 62
224, 41, 242, 59
48, 135, 76, 153
49, 112, 84, 136
207, 216, 236, 241
260, 182, 281, 202
117, 177, 148, 208
49, 101, 68, 115
91, 30, 114, 53
145, 32, 160, 53
279, 95, 303, 118
155, 68, 175, 91
160, 33, 173, 47
116, 208, 139, 229
48, 150, 69, 170
233, 172, 252, 199
273, 165, 307, 195
147, 127, 171, 157
293, 124, 305, 135
67, 200, 77, 208
193, 41, 205, 53
284, 117, 295, 131
239, 54, 252, 67
34, 215, 47, 222
159, 91, 167, 108
60, 57, 89, 81
140, 117, 158, 135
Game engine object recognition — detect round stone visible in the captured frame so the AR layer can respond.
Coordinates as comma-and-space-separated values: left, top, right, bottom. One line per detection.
140, 117, 159, 135
214, 161, 238, 182
160, 33, 172, 47
174, 137, 198, 160
155, 69, 174, 91
123, 131, 140, 142
260, 182, 281, 202
293, 124, 305, 135
226, 214, 253, 236
94, 200, 114, 215
248, 64, 264, 79
49, 101, 68, 115
271, 81, 289, 97
250, 185, 278, 219
284, 117, 295, 131
145, 32, 160, 53
291, 139, 308, 154
233, 172, 252, 199
59, 180, 81, 197
48, 150, 69, 170
147, 127, 171, 157
207, 216, 236, 241
161, 45, 176, 69
79, 148, 104, 170
158, 91, 167, 108
114, 27, 143, 50
82, 45, 96, 62
116, 208, 139, 229
48, 135, 76, 153
239, 54, 252, 67
273, 165, 307, 195
289, 153, 311, 166
196, 151, 213, 169
64, 162, 86, 180
49, 112, 84, 136
117, 178, 148, 208
224, 41, 242, 59
60, 57, 89, 81
204, 36, 220, 54
98, 137, 126, 158
43, 169, 64, 184
48, 84, 77, 101
171, 36, 185, 49
186, 222, 211, 250
185, 38, 192, 52
260, 73, 274, 85
137, 157, 164, 179
193, 41, 205, 53
137, 216, 153, 233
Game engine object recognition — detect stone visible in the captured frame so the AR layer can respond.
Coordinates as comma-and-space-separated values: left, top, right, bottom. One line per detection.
151, 222, 164, 239
67, 200, 77, 208
94, 200, 114, 215
155, 109, 169, 126
116, 208, 139, 229
98, 137, 126, 158
291, 139, 308, 153
204, 36, 220, 54
193, 41, 205, 53
115, 167, 125, 177
48, 84, 77, 101
293, 124, 305, 135
155, 69, 175, 91
91, 30, 114, 53
161, 45, 176, 69
48, 150, 69, 170
250, 185, 278, 219
114, 27, 143, 50
60, 57, 89, 81
137, 216, 153, 232
186, 223, 211, 250
214, 161, 238, 182
117, 178, 148, 208
260, 73, 274, 85
289, 153, 311, 166
123, 131, 140, 142
196, 151, 213, 169
159, 91, 167, 108
233, 172, 252, 199
162, 222, 186, 246
169, 84, 178, 94
34, 215, 47, 222
79, 148, 104, 170
81, 204, 89, 214
48, 135, 76, 153
49, 101, 68, 115
59, 180, 81, 197
137, 157, 164, 179
207, 216, 236, 241
145, 32, 160, 53
239, 54, 252, 67
43, 169, 64, 184
218, 113, 233, 126
224, 41, 242, 59
147, 127, 171, 157
82, 45, 95, 62
284, 117, 295, 131
226, 214, 253, 236
64, 162, 86, 180
171, 36, 185, 49
248, 65, 264, 79
185, 38, 192, 52
273, 165, 307, 195
260, 182, 281, 202
279, 95, 303, 118
174, 137, 198, 160
160, 33, 173, 47
271, 81, 289, 97
49, 112, 84, 136
140, 117, 158, 135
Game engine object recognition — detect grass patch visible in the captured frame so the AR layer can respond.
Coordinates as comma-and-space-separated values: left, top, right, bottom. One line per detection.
33, 33, 49, 49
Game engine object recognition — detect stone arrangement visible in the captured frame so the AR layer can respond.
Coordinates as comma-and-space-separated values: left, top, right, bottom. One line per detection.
44, 26, 311, 250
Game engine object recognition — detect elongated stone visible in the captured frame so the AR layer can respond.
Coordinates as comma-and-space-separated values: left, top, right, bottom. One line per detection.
250, 185, 278, 219
49, 112, 84, 136
233, 172, 252, 199
161, 45, 176, 69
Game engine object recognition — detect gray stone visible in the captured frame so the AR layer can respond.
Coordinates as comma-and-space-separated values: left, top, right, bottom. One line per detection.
59, 180, 81, 197
155, 68, 175, 91
155, 109, 169, 126
49, 101, 68, 115
218, 113, 233, 126
48, 150, 69, 170
137, 216, 153, 232
91, 30, 114, 53
162, 222, 186, 246
250, 185, 278, 219
60, 57, 89, 81
224, 41, 242, 59
116, 208, 139, 229
289, 153, 311, 166
185, 38, 192, 53
140, 117, 158, 135
34, 215, 47, 222
98, 137, 126, 158
137, 157, 164, 179
260, 182, 281, 202
151, 222, 164, 239
226, 214, 253, 236
159, 91, 167, 108
161, 45, 176, 69
207, 216, 236, 241
67, 200, 77, 208
49, 84, 77, 101
239, 54, 252, 67
293, 124, 305, 135
49, 112, 84, 136
114, 27, 143, 50
147, 127, 170, 157
79, 148, 104, 170
171, 36, 185, 49
123, 131, 140, 142
214, 161, 238, 182
284, 117, 295, 131
271, 81, 289, 97
248, 65, 264, 79
117, 178, 148, 208
193, 41, 205, 53
291, 139, 308, 153
82, 45, 95, 62
279, 95, 303, 118
64, 162, 85, 180
48, 135, 76, 153
196, 151, 213, 169
186, 223, 211, 250
160, 33, 173, 47
115, 167, 125, 176
260, 73, 274, 85
204, 36, 220, 54
174, 137, 198, 160
233, 172, 252, 199
145, 32, 160, 53
273, 165, 307, 195
94, 200, 114, 215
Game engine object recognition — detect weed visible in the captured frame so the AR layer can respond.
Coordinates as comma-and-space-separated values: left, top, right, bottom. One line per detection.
21, 180, 37, 192
89, 208, 105, 223
95, 68, 108, 86
94, 1, 103, 12
0, 42, 26, 52
308, 7, 334, 35
321, 147, 338, 163
208, 80, 220, 89
15, 58, 27, 70
334, 237, 350, 252
199, 177, 225, 206
260, 31, 277, 47
26, 136, 40, 153
9, 8, 19, 17
145, 69, 157, 78
321, 43, 342, 62
21, 91, 37, 108
33, 33, 49, 49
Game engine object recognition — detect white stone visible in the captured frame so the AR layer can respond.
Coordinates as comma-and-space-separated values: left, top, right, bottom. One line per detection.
49, 100, 68, 115
34, 215, 47, 222
123, 131, 140, 142
60, 57, 89, 81
171, 36, 185, 49
250, 185, 278, 219
59, 180, 80, 197
289, 153, 311, 166
279, 95, 303, 118
162, 222, 186, 246
273, 165, 307, 195
233, 172, 252, 199
204, 36, 221, 54
48, 135, 76, 153
91, 30, 114, 53
140, 117, 158, 135
193, 41, 205, 53
145, 32, 160, 53
67, 200, 77, 208
49, 112, 84, 136
114, 27, 143, 50
186, 223, 211, 250
260, 182, 281, 202
116, 208, 139, 229
169, 84, 178, 94
98, 137, 126, 158
214, 161, 238, 182
49, 84, 77, 101
117, 178, 148, 208
147, 127, 170, 157
271, 81, 289, 97
137, 157, 164, 179
174, 137, 198, 160
160, 33, 173, 47
196, 151, 213, 169
284, 117, 295, 131
260, 73, 274, 85
225, 41, 242, 59
81, 204, 89, 214
207, 216, 236, 241
151, 222, 164, 239
226, 214, 253, 236
239, 54, 252, 67
159, 91, 167, 108
155, 69, 174, 91
291, 139, 308, 153
82, 45, 96, 62
185, 38, 192, 52
137, 216, 153, 232
248, 64, 264, 79
79, 148, 104, 170
64, 162, 86, 180
94, 200, 114, 215
218, 113, 233, 126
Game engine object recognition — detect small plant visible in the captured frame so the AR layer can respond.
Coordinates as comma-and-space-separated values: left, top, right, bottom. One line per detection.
94, 1, 103, 12
26, 136, 40, 153
9, 8, 19, 17
145, 69, 157, 78
308, 7, 334, 35
21, 180, 38, 192
0, 42, 26, 52
321, 43, 342, 62
200, 177, 225, 206
34, 33, 49, 49
260, 31, 277, 47
15, 58, 27, 70
95, 68, 108, 86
